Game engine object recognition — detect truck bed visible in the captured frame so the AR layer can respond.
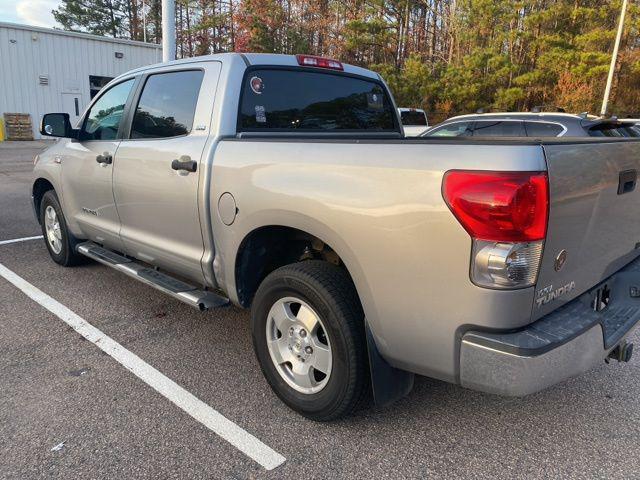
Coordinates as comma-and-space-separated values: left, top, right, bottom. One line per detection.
212, 135, 640, 381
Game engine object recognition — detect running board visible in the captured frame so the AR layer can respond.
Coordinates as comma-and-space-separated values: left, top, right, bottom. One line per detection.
76, 242, 229, 311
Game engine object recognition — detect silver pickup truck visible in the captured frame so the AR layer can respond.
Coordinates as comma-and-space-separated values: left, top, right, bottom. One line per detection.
33, 53, 640, 421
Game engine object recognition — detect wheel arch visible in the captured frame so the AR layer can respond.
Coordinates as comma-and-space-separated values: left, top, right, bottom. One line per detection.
32, 177, 56, 223
234, 224, 365, 309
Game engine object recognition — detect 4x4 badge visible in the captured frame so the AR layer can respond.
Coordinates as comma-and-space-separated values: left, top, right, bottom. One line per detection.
554, 249, 567, 271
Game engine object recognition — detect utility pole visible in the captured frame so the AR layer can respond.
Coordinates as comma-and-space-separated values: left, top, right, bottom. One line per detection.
600, 0, 628, 116
162, 0, 176, 62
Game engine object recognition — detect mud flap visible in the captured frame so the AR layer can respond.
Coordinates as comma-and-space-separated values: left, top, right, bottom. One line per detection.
365, 321, 414, 407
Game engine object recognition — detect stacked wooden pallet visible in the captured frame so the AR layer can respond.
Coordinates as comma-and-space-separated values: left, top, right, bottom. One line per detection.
3, 113, 34, 141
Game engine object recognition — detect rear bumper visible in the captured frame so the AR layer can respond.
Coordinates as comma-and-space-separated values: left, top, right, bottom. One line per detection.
460, 256, 640, 396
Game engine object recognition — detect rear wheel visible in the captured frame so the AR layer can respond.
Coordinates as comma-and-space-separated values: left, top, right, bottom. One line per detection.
40, 190, 83, 267
251, 260, 369, 421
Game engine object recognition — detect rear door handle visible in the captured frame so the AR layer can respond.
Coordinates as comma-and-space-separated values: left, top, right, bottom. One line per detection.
171, 157, 197, 173
618, 169, 637, 195
96, 153, 112, 165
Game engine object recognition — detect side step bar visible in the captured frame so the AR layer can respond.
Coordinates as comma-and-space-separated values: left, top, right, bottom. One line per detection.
76, 242, 229, 311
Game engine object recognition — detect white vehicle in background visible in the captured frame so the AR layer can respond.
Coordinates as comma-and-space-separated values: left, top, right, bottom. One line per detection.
423, 112, 640, 138
398, 108, 428, 136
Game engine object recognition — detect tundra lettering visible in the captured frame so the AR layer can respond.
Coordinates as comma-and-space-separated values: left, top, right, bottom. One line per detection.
535, 281, 576, 308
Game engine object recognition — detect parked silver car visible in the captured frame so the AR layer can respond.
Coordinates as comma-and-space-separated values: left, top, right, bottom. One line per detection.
423, 112, 640, 138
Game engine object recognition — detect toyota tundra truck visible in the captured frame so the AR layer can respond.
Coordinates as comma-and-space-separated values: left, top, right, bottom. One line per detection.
33, 53, 640, 421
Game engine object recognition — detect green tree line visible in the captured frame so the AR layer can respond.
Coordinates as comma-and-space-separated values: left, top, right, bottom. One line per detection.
53, 0, 640, 120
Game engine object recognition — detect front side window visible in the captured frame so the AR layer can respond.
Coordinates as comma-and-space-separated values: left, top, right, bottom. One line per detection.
82, 79, 134, 141
472, 121, 525, 137
239, 68, 396, 131
426, 122, 472, 137
131, 70, 204, 139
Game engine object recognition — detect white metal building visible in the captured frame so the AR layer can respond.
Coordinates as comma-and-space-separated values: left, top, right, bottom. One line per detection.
0, 22, 161, 139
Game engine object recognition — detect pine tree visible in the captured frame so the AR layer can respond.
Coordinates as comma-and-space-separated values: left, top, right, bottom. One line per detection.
53, 0, 128, 38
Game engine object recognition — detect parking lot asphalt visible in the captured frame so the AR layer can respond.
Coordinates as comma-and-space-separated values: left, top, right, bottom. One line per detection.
1, 140, 640, 479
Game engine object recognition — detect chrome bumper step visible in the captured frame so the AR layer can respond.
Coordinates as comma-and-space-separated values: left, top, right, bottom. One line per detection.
76, 241, 229, 311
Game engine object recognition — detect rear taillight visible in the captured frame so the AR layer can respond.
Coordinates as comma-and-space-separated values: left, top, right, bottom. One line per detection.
443, 170, 549, 289
296, 54, 343, 70
443, 171, 548, 242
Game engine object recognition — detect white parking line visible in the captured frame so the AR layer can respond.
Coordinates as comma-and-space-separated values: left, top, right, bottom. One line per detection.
0, 262, 286, 471
0, 235, 43, 246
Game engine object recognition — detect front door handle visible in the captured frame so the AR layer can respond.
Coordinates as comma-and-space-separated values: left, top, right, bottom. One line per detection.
171, 157, 197, 173
96, 153, 113, 165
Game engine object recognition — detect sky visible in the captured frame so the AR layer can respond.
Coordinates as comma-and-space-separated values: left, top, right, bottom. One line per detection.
0, 0, 60, 28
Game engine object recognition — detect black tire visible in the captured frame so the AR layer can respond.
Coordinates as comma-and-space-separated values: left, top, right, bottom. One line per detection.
251, 260, 369, 421
40, 190, 84, 267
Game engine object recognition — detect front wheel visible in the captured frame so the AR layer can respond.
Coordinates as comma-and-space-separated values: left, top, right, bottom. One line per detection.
251, 261, 369, 421
40, 190, 83, 267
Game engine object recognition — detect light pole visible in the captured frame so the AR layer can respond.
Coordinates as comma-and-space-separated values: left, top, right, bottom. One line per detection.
600, 0, 628, 116
162, 0, 176, 62
142, 0, 147, 43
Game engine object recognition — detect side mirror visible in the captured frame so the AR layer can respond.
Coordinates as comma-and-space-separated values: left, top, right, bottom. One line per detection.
40, 113, 76, 138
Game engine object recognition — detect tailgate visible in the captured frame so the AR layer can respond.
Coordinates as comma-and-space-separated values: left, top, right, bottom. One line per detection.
533, 139, 640, 320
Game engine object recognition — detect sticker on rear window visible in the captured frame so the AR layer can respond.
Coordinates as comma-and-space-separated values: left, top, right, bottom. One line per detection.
255, 105, 266, 123
250, 76, 264, 95
367, 92, 383, 110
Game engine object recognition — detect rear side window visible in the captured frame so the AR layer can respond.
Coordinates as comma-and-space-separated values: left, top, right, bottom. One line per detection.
472, 121, 525, 137
426, 122, 472, 137
401, 110, 427, 126
239, 68, 396, 132
588, 123, 640, 137
524, 122, 564, 137
131, 70, 204, 139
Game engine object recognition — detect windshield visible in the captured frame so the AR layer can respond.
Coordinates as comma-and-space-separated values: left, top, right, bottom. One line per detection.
424, 122, 472, 137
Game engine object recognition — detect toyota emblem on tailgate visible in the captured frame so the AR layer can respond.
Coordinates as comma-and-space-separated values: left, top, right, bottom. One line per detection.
554, 250, 568, 271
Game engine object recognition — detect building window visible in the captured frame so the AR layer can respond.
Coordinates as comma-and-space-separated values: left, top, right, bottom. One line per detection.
89, 75, 115, 99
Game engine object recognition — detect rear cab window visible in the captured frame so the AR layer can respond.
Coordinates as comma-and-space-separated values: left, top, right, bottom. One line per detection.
401, 111, 427, 126
238, 68, 397, 132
